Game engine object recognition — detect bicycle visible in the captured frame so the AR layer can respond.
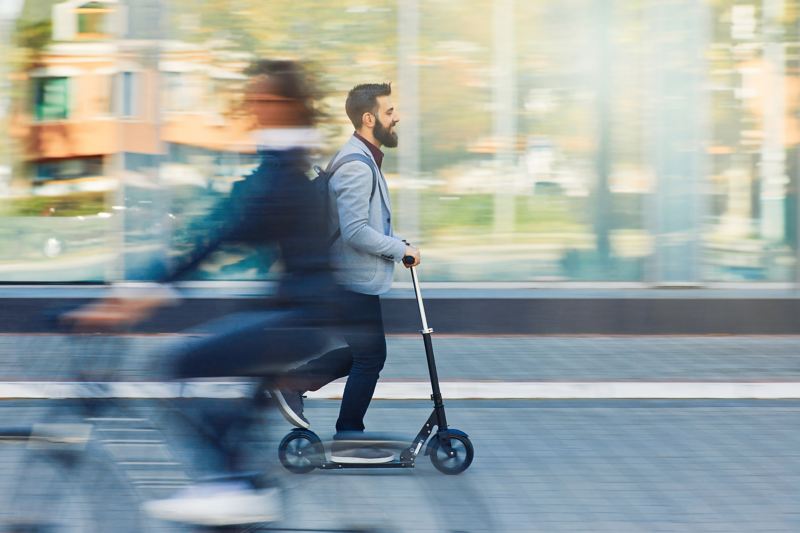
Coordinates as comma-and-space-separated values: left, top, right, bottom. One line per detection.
0, 319, 495, 532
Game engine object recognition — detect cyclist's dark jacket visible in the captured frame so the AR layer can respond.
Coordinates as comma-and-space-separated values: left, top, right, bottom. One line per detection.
161, 148, 339, 322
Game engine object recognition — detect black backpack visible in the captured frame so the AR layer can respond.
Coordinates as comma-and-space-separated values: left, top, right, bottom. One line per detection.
313, 153, 377, 246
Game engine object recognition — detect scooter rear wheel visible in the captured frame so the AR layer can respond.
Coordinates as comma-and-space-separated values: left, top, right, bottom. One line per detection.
429, 433, 474, 474
279, 429, 322, 474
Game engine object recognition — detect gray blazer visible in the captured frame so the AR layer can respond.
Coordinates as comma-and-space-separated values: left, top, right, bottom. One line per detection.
328, 135, 406, 295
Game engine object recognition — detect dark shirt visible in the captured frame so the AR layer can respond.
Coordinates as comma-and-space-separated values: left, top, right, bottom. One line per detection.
353, 132, 384, 170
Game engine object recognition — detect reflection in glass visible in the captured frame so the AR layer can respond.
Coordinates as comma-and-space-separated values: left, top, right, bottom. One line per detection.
1, 0, 799, 284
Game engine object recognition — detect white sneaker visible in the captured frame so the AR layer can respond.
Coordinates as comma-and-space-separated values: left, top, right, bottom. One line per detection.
142, 481, 282, 526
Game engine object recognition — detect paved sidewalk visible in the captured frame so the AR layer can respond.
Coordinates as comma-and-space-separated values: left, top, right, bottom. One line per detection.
290, 399, 800, 532
1, 335, 799, 382
1, 399, 799, 532
2, 336, 798, 530
2, 335, 800, 399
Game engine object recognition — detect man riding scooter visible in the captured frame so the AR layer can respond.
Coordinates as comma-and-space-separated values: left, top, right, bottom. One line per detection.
271, 82, 421, 464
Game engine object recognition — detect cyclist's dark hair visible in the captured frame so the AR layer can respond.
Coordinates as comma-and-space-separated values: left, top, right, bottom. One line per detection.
244, 59, 319, 125
345, 83, 392, 129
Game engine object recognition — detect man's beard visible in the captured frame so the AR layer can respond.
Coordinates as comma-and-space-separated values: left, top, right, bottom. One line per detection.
373, 119, 398, 148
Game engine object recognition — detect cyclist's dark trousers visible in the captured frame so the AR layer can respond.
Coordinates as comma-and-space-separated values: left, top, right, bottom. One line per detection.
286, 291, 386, 434
165, 310, 328, 476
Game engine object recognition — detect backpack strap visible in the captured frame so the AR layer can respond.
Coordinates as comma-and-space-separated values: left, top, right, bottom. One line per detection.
327, 153, 378, 201
326, 153, 378, 246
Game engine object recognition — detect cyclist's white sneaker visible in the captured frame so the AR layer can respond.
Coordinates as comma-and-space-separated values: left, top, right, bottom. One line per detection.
142, 481, 282, 526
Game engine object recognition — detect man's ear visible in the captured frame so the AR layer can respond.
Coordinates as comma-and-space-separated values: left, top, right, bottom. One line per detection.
362, 112, 374, 128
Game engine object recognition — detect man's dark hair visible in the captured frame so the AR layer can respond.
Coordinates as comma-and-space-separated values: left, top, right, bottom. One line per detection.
345, 83, 392, 129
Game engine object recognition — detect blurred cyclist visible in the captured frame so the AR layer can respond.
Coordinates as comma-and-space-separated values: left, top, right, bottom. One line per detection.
66, 59, 339, 526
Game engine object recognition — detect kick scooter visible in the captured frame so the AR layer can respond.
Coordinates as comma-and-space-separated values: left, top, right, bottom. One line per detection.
277, 257, 474, 475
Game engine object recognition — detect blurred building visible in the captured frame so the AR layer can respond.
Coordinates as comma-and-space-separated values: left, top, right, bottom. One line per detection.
13, 0, 254, 196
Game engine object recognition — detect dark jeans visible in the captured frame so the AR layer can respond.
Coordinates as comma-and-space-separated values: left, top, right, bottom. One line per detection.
287, 290, 386, 434
165, 309, 329, 476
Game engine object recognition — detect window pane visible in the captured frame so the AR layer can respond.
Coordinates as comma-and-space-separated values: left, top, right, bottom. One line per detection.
121, 72, 135, 117
702, 0, 799, 281
412, 0, 648, 281
35, 77, 69, 121
76, 2, 111, 37
154, 0, 398, 281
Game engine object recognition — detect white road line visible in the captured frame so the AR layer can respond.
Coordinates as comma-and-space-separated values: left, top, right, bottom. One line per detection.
0, 381, 799, 399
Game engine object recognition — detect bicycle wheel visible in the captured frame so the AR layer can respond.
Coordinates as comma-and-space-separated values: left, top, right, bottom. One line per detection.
4, 435, 144, 532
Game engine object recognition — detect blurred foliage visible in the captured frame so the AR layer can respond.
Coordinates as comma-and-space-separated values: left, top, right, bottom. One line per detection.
421, 193, 589, 238
0, 192, 106, 217
14, 19, 52, 53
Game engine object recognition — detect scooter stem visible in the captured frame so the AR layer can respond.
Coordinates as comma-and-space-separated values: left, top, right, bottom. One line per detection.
407, 265, 449, 433
409, 266, 432, 333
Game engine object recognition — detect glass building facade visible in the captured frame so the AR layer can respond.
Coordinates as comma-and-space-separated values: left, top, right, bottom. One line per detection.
1, 0, 799, 284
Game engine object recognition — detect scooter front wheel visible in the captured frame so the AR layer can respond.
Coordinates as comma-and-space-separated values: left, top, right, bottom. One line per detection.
279, 429, 322, 474
429, 433, 474, 475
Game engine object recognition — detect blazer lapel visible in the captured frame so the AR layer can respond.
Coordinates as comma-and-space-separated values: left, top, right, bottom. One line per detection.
373, 163, 391, 213
347, 136, 391, 212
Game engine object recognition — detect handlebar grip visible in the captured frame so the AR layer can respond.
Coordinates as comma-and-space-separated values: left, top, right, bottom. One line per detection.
402, 255, 416, 266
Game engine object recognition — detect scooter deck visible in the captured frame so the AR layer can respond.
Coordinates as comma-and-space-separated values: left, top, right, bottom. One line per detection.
314, 437, 417, 469
317, 459, 415, 469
